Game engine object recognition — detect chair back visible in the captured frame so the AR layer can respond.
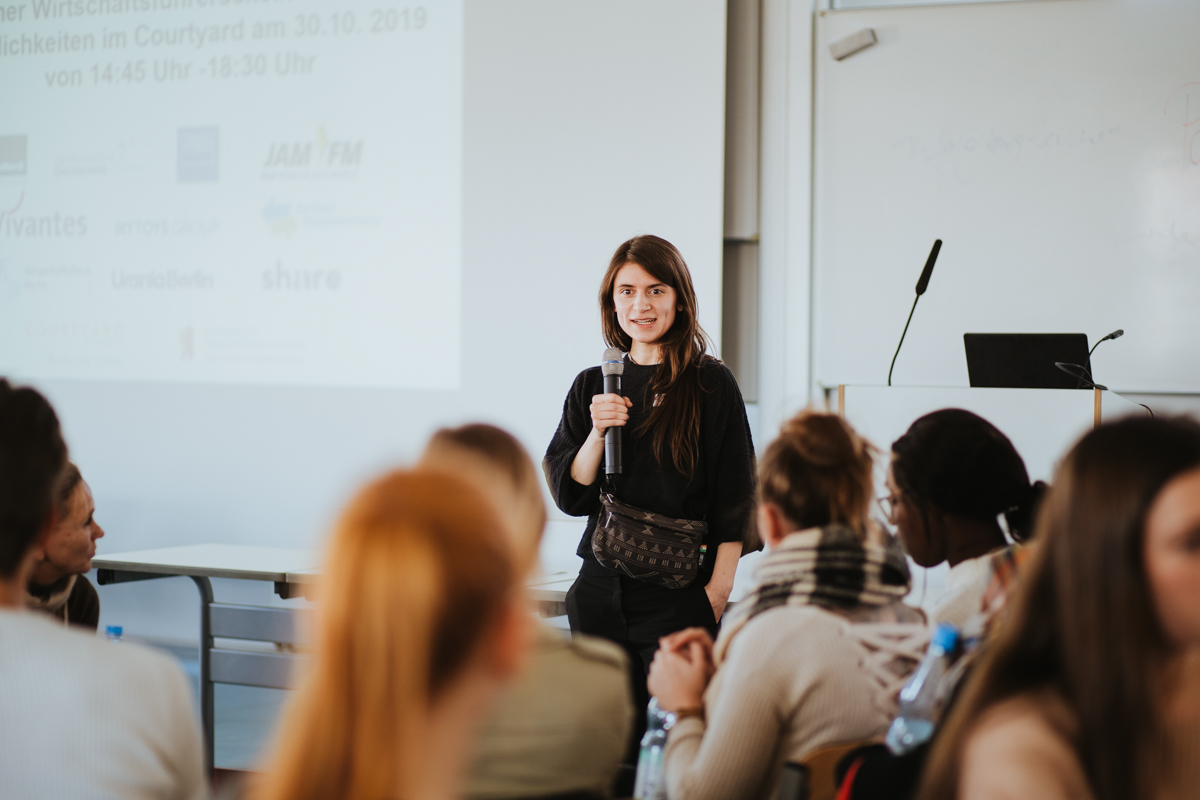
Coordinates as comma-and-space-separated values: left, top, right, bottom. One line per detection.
778, 740, 876, 800
776, 762, 809, 800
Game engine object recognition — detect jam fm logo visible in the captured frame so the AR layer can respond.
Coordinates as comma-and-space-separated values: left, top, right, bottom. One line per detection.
261, 126, 363, 179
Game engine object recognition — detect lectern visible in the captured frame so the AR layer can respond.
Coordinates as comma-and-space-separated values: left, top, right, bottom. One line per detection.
836, 386, 1145, 482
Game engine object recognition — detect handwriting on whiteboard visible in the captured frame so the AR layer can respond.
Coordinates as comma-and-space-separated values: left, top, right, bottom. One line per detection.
890, 125, 1122, 183
1164, 83, 1200, 170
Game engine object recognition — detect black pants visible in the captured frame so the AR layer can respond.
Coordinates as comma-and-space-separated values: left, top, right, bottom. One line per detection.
566, 573, 718, 764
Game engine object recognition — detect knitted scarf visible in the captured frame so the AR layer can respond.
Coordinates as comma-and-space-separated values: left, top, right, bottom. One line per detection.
25, 574, 76, 625
714, 524, 912, 665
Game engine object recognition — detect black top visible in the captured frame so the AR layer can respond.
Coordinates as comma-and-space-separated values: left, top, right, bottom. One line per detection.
544, 355, 758, 585
28, 574, 101, 631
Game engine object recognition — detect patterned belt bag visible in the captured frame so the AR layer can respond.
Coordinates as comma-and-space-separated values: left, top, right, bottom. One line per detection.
592, 492, 708, 589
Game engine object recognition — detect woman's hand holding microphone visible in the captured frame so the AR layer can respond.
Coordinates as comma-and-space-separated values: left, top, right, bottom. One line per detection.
589, 393, 632, 437
570, 393, 632, 486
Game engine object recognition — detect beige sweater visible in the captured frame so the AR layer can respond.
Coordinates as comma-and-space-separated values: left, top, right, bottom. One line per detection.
465, 623, 633, 800
664, 603, 926, 800
960, 689, 1200, 800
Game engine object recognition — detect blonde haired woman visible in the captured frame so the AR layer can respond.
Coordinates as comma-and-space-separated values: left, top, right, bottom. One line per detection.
421, 424, 634, 800
648, 411, 926, 800
250, 470, 527, 800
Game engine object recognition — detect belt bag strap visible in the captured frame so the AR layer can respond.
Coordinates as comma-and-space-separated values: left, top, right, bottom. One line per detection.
591, 492, 708, 589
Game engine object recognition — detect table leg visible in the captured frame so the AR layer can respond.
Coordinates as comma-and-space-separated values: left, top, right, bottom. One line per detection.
190, 576, 215, 777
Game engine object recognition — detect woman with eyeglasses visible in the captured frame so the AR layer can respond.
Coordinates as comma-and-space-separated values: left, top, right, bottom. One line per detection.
918, 415, 1200, 800
884, 409, 1044, 628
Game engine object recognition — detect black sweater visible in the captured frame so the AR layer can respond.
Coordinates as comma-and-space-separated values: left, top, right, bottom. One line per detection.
544, 355, 758, 584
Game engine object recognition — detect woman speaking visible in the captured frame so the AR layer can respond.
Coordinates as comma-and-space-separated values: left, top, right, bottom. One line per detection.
544, 235, 757, 726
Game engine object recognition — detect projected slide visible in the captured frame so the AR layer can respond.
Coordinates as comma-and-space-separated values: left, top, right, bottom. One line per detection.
0, 0, 463, 388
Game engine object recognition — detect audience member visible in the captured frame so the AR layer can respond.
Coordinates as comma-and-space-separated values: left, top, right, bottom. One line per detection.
250, 469, 528, 800
647, 411, 927, 800
25, 461, 104, 629
420, 424, 634, 800
0, 379, 206, 800
887, 409, 1044, 627
918, 416, 1200, 800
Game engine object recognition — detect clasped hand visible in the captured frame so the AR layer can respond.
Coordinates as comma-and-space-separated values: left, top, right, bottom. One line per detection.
647, 627, 716, 714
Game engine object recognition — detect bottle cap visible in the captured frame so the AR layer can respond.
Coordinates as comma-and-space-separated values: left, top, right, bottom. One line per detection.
931, 623, 959, 652
106, 625, 123, 637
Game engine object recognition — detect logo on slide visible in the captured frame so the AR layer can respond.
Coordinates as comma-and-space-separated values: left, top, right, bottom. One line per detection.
261, 197, 380, 237
0, 136, 27, 176
261, 126, 363, 180
178, 127, 219, 183
0, 191, 88, 237
262, 199, 297, 237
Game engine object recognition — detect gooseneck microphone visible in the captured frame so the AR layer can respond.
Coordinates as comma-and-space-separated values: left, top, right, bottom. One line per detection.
601, 347, 624, 475
1069, 328, 1124, 389
887, 239, 942, 386
1088, 329, 1124, 361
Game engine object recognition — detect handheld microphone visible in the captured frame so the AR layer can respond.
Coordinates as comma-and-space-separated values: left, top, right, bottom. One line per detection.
601, 347, 623, 475
888, 239, 942, 386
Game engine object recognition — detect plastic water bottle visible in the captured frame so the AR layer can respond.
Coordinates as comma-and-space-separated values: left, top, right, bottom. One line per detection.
105, 625, 123, 642
633, 698, 673, 800
886, 623, 959, 755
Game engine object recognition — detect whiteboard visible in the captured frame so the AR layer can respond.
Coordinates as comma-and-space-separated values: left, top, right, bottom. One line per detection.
814, 0, 1200, 393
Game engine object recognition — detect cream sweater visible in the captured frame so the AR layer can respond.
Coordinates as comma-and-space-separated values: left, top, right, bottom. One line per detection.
664, 604, 926, 800
961, 689, 1200, 800
0, 608, 207, 800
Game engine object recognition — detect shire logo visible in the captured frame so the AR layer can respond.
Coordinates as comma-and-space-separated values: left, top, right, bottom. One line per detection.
0, 191, 87, 237
262, 127, 363, 170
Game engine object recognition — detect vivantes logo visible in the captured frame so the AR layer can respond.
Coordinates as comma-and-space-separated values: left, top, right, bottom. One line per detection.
0, 135, 27, 176
261, 126, 363, 180
0, 190, 87, 237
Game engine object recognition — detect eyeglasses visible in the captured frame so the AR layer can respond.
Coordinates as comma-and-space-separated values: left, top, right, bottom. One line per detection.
877, 493, 900, 525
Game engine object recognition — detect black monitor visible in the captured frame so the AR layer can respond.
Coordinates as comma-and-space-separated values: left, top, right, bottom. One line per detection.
963, 333, 1091, 389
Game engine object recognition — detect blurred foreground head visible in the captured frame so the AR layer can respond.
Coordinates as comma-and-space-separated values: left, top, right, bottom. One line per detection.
0, 379, 67, 582
252, 469, 525, 800
921, 415, 1200, 800
420, 423, 546, 575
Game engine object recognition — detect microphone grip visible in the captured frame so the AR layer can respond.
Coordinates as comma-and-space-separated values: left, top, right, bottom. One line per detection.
603, 373, 622, 475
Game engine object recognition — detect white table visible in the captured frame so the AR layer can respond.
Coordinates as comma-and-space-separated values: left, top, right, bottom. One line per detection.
94, 544, 575, 774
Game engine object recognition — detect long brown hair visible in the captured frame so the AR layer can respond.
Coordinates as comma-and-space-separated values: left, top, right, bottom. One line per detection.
599, 235, 713, 478
251, 470, 514, 800
918, 416, 1200, 800
759, 410, 876, 535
